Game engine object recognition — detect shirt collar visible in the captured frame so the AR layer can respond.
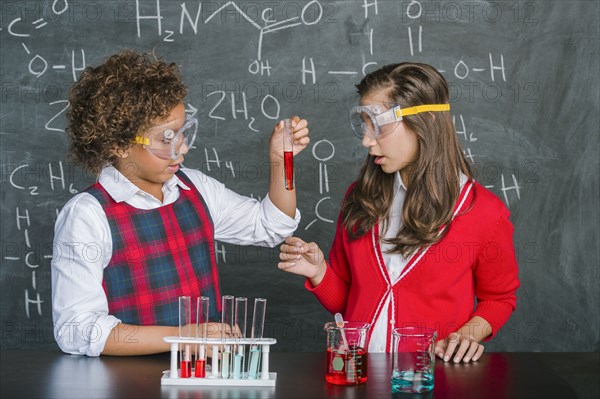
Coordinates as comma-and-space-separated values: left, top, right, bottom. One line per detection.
459, 173, 468, 189
98, 165, 191, 203
395, 172, 407, 192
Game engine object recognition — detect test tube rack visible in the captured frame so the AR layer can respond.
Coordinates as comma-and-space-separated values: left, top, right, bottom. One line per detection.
161, 336, 277, 386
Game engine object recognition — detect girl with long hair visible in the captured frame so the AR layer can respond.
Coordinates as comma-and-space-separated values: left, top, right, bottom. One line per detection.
279, 62, 519, 363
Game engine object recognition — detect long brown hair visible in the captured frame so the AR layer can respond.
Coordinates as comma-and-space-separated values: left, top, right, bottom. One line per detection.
341, 63, 473, 256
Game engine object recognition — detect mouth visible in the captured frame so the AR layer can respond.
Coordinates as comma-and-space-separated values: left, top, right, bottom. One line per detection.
167, 163, 180, 172
370, 154, 384, 164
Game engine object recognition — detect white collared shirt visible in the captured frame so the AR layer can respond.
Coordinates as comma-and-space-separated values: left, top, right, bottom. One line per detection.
368, 173, 467, 352
369, 172, 411, 352
51, 165, 300, 356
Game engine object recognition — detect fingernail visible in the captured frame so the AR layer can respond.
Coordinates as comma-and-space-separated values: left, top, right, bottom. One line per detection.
444, 356, 450, 362
464, 357, 470, 362
454, 357, 460, 363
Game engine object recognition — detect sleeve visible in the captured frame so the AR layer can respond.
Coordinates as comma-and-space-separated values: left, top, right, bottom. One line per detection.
184, 168, 301, 247
471, 208, 520, 340
304, 185, 357, 314
51, 194, 121, 356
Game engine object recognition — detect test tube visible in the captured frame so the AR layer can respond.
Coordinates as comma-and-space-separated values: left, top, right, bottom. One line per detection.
221, 295, 234, 379
233, 297, 247, 379
195, 296, 209, 378
247, 298, 267, 379
283, 119, 294, 191
178, 296, 192, 378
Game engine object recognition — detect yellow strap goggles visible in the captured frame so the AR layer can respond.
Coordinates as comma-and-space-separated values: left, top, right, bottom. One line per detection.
133, 116, 198, 160
349, 103, 450, 139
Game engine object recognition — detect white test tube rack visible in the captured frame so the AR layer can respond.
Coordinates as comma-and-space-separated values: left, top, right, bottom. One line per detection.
161, 336, 277, 386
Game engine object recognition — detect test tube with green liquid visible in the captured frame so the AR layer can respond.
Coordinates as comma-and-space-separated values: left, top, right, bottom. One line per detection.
233, 297, 247, 379
221, 295, 234, 379
247, 298, 266, 379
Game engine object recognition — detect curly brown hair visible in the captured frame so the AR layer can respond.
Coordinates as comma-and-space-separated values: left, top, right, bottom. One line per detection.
66, 49, 188, 174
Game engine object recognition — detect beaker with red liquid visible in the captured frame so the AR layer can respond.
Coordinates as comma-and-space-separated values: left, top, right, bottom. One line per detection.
324, 321, 370, 385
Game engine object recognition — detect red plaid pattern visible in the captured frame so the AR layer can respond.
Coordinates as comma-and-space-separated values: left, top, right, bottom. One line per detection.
86, 171, 221, 326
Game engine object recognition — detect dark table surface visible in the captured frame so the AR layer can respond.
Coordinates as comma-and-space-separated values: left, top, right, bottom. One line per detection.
1, 350, 598, 399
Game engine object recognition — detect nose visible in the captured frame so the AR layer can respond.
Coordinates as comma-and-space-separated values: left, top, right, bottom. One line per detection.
361, 133, 377, 148
175, 134, 191, 157
180, 141, 190, 155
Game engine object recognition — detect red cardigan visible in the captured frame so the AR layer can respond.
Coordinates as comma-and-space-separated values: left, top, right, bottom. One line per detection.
306, 180, 520, 352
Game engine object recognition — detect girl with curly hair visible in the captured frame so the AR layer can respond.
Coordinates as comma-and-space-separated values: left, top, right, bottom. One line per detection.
52, 50, 310, 356
278, 62, 519, 363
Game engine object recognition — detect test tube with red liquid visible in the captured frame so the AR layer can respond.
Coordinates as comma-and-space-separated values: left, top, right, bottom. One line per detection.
178, 296, 192, 378
195, 296, 209, 378
283, 119, 294, 190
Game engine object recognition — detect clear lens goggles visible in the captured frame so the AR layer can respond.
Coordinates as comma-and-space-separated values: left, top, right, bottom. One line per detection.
349, 103, 450, 139
134, 116, 198, 160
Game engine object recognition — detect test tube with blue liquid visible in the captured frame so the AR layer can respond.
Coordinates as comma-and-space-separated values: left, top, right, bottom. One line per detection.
247, 298, 266, 379
178, 296, 192, 378
211, 336, 219, 378
221, 295, 234, 379
233, 297, 247, 379
194, 296, 209, 378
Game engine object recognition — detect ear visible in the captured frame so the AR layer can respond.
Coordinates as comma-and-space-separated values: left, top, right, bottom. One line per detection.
113, 148, 129, 159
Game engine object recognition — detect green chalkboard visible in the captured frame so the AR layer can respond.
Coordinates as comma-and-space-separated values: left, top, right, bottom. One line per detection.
1, 0, 598, 352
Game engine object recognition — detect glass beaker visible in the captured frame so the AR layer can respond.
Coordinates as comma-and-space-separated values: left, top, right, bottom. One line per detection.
324, 321, 370, 385
391, 327, 437, 393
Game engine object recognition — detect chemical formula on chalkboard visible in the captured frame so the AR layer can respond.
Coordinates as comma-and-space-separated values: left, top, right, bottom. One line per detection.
2, 0, 597, 354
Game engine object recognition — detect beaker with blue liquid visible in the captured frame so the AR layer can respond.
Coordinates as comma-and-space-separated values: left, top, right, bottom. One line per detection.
391, 327, 437, 393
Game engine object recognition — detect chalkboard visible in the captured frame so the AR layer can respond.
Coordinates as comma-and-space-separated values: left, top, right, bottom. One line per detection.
1, 1, 598, 353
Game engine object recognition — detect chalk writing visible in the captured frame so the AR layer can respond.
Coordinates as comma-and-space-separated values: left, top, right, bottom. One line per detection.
1, 0, 536, 345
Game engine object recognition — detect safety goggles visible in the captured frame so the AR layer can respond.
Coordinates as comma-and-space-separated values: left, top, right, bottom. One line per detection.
349, 103, 450, 139
134, 116, 198, 160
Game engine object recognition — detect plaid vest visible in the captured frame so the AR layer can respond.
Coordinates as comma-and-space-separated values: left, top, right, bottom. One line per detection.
86, 170, 221, 326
